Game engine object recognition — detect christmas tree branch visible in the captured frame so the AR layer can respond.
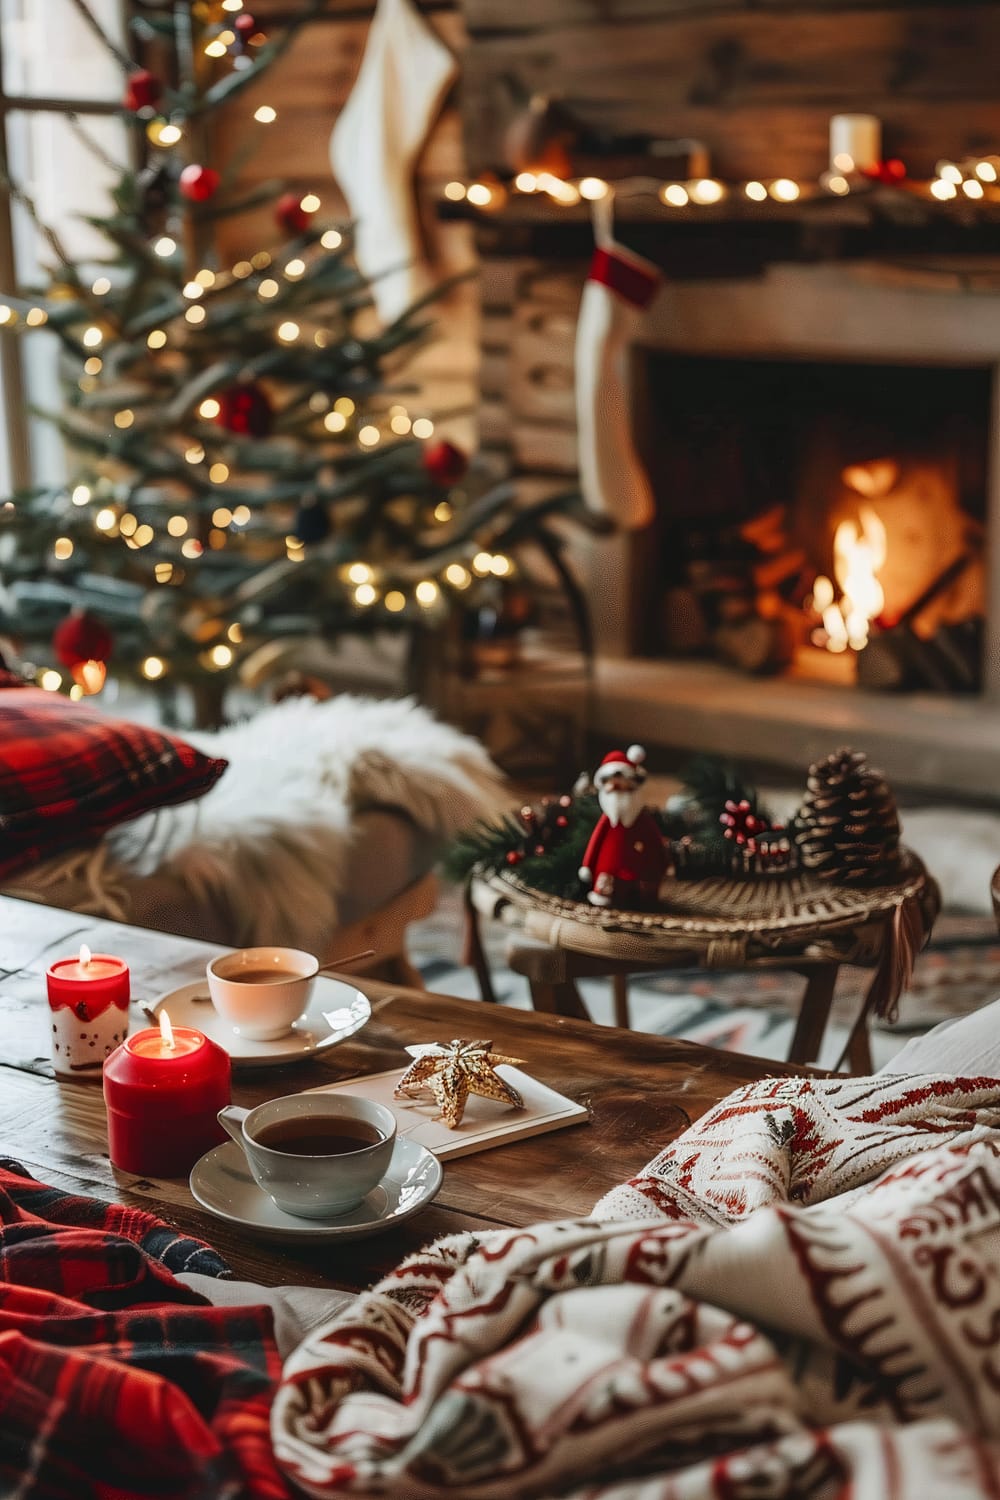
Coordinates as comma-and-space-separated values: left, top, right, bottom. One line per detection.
191, 0, 329, 115
66, 0, 134, 73
66, 112, 127, 176
0, 161, 89, 305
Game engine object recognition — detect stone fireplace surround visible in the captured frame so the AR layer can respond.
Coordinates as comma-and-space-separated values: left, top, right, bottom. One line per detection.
580, 261, 1000, 799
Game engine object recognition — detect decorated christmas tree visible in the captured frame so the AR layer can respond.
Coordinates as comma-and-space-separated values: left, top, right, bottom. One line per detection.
0, 0, 589, 721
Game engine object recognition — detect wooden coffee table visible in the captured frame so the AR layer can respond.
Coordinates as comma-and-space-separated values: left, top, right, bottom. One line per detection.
0, 895, 816, 1292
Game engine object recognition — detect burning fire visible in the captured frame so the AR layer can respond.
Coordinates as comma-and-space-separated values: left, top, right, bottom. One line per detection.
811, 505, 887, 654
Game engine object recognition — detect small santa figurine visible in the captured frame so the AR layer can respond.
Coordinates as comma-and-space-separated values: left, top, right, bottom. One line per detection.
578, 745, 669, 909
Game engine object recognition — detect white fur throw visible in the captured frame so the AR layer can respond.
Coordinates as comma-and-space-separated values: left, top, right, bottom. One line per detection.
10, 695, 506, 951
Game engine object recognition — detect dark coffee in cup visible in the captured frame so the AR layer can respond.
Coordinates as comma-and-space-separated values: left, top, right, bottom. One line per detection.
231, 967, 301, 984
253, 1116, 385, 1156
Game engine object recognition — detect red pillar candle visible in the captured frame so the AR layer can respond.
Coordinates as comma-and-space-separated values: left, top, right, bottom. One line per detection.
47, 944, 130, 1078
103, 1012, 231, 1176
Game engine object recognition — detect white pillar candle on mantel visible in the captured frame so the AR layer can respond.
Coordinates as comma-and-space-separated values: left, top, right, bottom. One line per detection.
829, 114, 882, 173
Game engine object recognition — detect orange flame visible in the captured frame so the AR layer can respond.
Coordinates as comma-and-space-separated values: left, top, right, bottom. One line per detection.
814, 505, 887, 654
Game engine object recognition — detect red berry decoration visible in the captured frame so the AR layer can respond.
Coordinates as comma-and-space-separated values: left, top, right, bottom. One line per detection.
422, 440, 467, 487
719, 798, 769, 854
234, 13, 256, 35
123, 69, 162, 113
214, 382, 272, 439
505, 850, 523, 866
52, 610, 114, 669
861, 158, 907, 186
275, 191, 312, 236
179, 165, 221, 203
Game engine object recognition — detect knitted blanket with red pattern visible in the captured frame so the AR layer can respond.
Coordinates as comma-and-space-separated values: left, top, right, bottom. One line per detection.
0, 1159, 290, 1500
273, 1073, 1000, 1500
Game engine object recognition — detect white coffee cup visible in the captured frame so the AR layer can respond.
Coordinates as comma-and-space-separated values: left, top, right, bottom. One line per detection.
206, 946, 319, 1041
218, 1094, 397, 1218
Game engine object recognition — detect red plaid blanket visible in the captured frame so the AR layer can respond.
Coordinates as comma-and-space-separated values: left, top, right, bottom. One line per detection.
0, 1159, 290, 1500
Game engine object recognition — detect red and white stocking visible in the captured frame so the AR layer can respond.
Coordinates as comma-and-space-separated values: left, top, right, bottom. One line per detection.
574, 239, 662, 531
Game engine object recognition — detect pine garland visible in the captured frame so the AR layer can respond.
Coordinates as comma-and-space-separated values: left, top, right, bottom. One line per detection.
449, 750, 903, 899
445, 793, 602, 897
447, 754, 788, 896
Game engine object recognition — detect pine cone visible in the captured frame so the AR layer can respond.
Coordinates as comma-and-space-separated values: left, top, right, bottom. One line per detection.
794, 748, 900, 884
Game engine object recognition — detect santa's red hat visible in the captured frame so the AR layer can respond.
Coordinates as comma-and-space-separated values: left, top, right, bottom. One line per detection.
594, 744, 647, 784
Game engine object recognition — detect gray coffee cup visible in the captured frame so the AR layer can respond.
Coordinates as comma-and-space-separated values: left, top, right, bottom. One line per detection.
218, 1093, 396, 1218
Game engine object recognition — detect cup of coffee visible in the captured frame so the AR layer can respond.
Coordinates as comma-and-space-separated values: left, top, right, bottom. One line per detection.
218, 1093, 397, 1218
206, 947, 319, 1041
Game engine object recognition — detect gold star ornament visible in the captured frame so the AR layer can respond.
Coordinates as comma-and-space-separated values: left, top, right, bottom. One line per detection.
394, 1038, 525, 1129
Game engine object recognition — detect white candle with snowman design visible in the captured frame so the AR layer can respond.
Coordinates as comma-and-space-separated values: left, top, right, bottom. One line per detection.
46, 944, 130, 1077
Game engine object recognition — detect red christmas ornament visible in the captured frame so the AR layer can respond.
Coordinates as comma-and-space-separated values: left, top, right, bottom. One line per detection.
178, 165, 221, 203
422, 440, 468, 487
124, 70, 162, 113
234, 13, 256, 35
52, 610, 114, 669
505, 850, 523, 866
275, 191, 312, 236
861, 158, 907, 186
214, 382, 272, 439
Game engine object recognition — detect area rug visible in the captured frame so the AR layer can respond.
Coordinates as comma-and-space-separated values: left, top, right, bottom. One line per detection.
410, 891, 1000, 1071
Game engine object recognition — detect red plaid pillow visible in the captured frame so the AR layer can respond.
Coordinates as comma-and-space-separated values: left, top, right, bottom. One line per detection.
0, 687, 227, 877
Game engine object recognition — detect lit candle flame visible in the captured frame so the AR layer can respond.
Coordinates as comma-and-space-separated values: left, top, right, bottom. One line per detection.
79, 943, 92, 969
159, 1010, 175, 1050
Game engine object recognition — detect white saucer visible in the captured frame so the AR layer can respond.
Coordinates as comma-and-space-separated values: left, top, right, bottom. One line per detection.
189, 1137, 443, 1243
149, 977, 370, 1069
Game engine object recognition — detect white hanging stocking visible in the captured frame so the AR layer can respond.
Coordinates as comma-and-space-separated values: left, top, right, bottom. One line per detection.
574, 237, 662, 531
329, 0, 457, 325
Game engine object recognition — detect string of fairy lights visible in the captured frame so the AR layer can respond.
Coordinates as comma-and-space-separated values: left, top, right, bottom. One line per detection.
441, 153, 1000, 213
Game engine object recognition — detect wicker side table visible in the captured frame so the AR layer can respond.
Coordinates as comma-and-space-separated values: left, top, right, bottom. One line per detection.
467, 851, 940, 1073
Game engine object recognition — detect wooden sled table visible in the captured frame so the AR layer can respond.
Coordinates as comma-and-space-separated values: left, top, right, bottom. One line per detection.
467, 851, 939, 1074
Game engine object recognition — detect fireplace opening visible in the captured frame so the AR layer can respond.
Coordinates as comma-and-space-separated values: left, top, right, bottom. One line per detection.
637, 353, 990, 692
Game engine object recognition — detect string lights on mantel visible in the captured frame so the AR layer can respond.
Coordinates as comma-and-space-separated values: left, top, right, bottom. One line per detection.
442, 113, 1000, 218
445, 158, 1000, 215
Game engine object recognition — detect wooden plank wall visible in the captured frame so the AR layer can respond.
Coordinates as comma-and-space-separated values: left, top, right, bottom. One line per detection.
214, 2, 478, 445
462, 0, 1000, 181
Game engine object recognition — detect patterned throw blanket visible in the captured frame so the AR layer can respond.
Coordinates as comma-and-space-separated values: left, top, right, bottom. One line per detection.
273, 1074, 1000, 1499
0, 1160, 290, 1500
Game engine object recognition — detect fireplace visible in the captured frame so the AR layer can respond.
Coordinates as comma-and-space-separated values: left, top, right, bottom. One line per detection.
637, 352, 988, 693
580, 262, 1000, 796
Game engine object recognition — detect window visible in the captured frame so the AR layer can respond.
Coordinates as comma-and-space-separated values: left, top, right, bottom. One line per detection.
0, 0, 127, 492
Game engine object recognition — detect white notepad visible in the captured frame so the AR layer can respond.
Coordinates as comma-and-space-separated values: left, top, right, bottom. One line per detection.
308, 1060, 589, 1160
